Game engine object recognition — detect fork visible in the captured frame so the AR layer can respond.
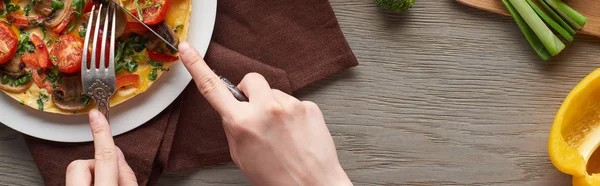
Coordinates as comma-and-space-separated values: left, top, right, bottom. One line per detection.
81, 3, 117, 120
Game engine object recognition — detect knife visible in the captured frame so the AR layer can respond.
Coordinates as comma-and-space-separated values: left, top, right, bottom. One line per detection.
110, 0, 249, 102
111, 0, 178, 51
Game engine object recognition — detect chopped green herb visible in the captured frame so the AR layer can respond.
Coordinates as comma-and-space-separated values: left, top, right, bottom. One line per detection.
50, 56, 58, 62
173, 25, 184, 33
81, 94, 90, 106
55, 38, 61, 43
67, 0, 85, 32
11, 72, 32, 87
19, 100, 24, 105
135, 0, 143, 22
78, 22, 87, 37
1, 75, 8, 84
24, 1, 33, 16
28, 19, 42, 26
6, 4, 20, 13
115, 35, 149, 73
51, 1, 64, 11
36, 93, 49, 111
40, 26, 47, 39
148, 68, 157, 81
148, 60, 168, 81
17, 30, 35, 55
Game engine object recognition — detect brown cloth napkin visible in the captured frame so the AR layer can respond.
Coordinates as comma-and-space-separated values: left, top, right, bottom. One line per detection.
24, 0, 358, 185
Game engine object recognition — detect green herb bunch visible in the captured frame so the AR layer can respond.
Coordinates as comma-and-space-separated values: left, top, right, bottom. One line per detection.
374, 0, 414, 13
502, 0, 587, 61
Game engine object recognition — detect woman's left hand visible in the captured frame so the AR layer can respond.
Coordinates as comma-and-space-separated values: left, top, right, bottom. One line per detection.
65, 109, 138, 186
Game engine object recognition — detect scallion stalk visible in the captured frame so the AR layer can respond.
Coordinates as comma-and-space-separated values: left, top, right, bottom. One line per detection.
544, 0, 587, 29
502, 0, 551, 61
538, 0, 576, 35
525, 0, 572, 42
508, 0, 564, 56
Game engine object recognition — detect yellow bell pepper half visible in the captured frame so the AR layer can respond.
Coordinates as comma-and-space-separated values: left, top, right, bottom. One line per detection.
550, 68, 600, 185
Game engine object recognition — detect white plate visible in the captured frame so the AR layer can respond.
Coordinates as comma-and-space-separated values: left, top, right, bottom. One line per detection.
0, 0, 216, 142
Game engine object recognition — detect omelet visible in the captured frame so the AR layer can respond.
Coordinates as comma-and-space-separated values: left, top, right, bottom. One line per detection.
0, 0, 192, 115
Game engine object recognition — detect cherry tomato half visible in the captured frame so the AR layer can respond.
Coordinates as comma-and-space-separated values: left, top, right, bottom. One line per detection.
116, 74, 140, 88
140, 0, 171, 25
84, 0, 95, 13
51, 34, 84, 73
0, 22, 18, 65
148, 50, 178, 62
30, 34, 51, 69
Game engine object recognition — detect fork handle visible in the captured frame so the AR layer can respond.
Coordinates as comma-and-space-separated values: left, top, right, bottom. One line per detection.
94, 95, 111, 121
87, 80, 114, 121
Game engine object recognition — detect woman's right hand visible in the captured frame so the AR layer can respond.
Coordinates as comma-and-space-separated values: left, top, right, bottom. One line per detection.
179, 42, 352, 186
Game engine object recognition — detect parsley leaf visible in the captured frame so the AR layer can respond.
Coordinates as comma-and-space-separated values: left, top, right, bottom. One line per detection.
37, 93, 49, 111
16, 31, 35, 55
147, 60, 168, 81
11, 72, 32, 87
51, 1, 64, 11
24, 1, 33, 16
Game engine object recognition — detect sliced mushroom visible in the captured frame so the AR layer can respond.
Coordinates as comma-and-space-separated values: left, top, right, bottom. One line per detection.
52, 75, 89, 111
0, 69, 32, 93
44, 0, 73, 28
1, 57, 26, 78
148, 21, 179, 52
34, 0, 55, 17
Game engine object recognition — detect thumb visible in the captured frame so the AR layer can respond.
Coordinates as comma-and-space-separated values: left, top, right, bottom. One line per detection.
116, 147, 138, 186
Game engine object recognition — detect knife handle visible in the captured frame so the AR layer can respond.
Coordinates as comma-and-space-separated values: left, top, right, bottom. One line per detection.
220, 76, 249, 102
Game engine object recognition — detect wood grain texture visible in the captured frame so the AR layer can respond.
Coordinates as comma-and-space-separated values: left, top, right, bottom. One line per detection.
457, 0, 600, 37
0, 0, 598, 185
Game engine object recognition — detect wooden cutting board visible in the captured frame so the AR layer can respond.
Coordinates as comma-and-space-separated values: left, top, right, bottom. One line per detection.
457, 0, 600, 38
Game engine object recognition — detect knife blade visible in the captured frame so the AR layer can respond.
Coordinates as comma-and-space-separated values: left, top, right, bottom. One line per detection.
111, 0, 178, 52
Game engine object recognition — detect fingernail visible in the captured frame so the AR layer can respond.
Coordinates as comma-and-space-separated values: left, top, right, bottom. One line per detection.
116, 146, 125, 161
178, 42, 191, 53
89, 109, 102, 123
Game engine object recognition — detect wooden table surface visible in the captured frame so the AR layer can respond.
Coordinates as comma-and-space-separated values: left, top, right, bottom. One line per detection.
1, 0, 598, 185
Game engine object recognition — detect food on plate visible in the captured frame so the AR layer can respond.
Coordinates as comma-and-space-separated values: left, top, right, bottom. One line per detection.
502, 0, 587, 61
0, 0, 191, 114
550, 68, 600, 186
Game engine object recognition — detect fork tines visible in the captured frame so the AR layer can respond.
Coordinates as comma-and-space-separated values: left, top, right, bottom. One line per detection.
81, 2, 117, 119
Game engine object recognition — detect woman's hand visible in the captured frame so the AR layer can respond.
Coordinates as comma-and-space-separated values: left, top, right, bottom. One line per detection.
65, 110, 138, 186
179, 42, 352, 186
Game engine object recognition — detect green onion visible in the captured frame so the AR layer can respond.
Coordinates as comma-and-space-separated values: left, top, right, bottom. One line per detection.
502, 0, 551, 61
135, 0, 143, 22
539, 0, 575, 35
51, 1, 64, 11
508, 0, 564, 56
525, 0, 572, 42
544, 0, 587, 29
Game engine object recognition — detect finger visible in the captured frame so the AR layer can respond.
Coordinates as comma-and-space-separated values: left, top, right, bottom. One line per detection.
66, 160, 94, 186
116, 147, 138, 186
179, 42, 239, 115
272, 89, 300, 106
237, 73, 275, 105
89, 109, 119, 186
